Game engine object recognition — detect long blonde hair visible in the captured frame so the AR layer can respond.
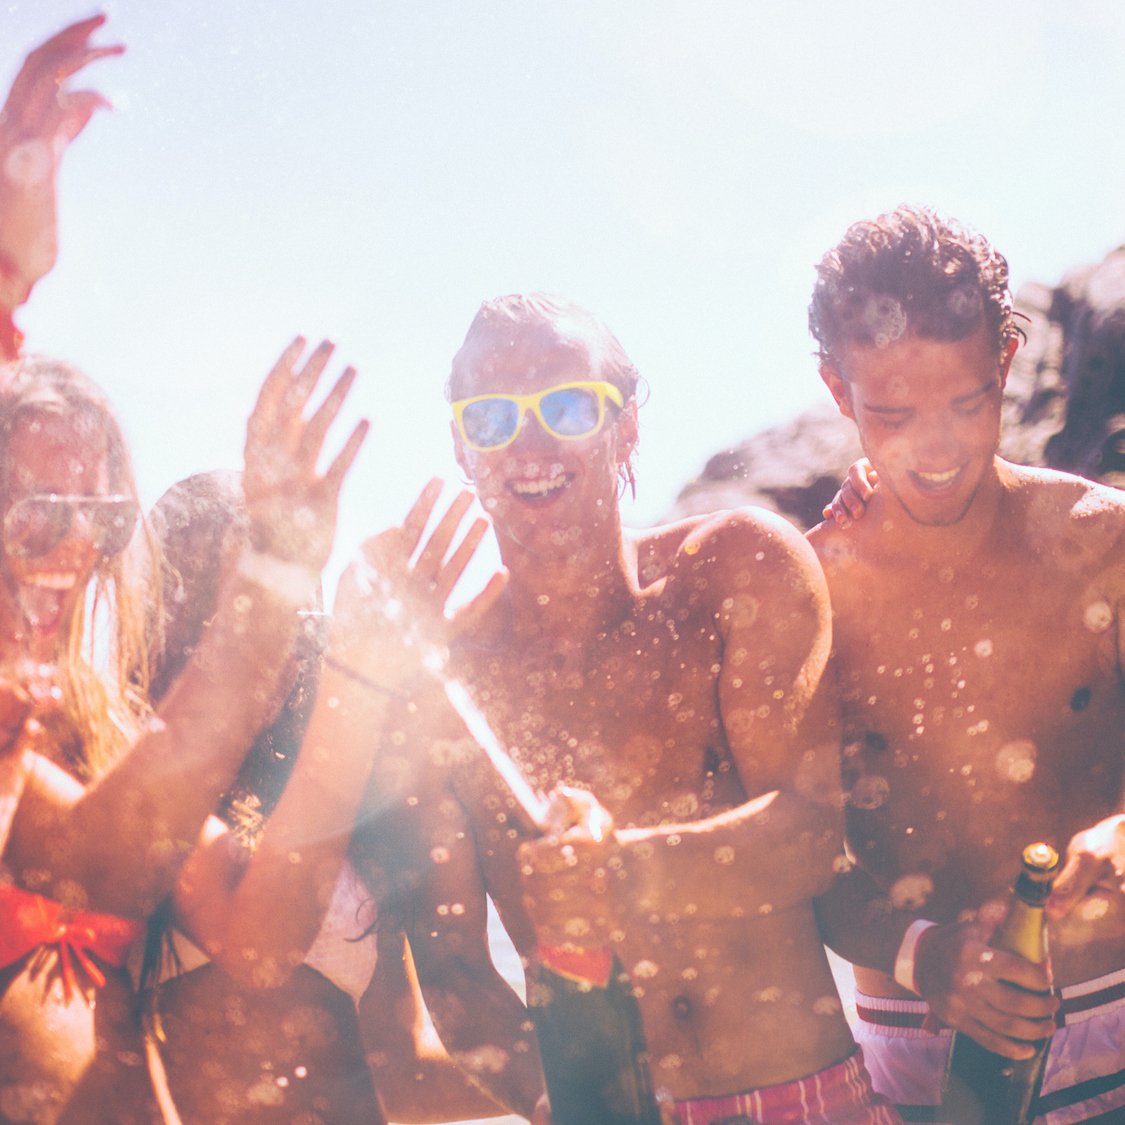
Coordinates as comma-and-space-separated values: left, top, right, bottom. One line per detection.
0, 356, 160, 778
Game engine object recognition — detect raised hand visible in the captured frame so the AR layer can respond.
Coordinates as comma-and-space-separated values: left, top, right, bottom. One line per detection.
0, 16, 124, 299
822, 458, 878, 527
327, 478, 506, 692
243, 337, 367, 571
912, 916, 1058, 1059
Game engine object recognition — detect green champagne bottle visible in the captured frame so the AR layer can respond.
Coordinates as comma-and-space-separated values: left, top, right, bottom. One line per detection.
942, 842, 1060, 1125
529, 944, 663, 1125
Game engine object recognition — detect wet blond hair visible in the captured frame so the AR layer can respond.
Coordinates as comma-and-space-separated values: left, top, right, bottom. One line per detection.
0, 356, 159, 778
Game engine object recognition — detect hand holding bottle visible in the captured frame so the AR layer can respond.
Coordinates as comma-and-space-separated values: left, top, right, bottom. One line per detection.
518, 786, 624, 952
942, 843, 1060, 1125
913, 912, 1058, 1059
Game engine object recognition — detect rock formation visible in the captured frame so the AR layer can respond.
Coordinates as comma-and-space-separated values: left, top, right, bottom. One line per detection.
668, 248, 1125, 530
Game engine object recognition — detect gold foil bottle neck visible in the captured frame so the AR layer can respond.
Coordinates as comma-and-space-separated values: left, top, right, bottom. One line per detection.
1022, 842, 1060, 879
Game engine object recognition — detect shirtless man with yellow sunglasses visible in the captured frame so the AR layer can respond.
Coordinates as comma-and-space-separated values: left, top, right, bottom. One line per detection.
348, 293, 901, 1124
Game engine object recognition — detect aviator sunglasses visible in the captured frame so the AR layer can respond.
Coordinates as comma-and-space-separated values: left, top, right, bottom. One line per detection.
451, 380, 625, 452
3, 493, 141, 561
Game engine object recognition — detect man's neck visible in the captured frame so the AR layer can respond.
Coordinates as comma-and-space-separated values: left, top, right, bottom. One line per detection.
867, 458, 1009, 564
500, 534, 636, 642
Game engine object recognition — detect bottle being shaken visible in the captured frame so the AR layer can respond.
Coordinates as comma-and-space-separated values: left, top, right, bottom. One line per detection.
439, 682, 663, 1124
525, 784, 662, 1125
529, 944, 663, 1125
942, 842, 1060, 1125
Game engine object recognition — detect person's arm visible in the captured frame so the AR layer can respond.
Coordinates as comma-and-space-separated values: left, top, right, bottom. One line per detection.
817, 867, 1059, 1058
520, 508, 844, 940
359, 928, 508, 1123
354, 706, 547, 1121
5, 338, 365, 919
1049, 536, 1125, 932
173, 482, 496, 984
0, 16, 122, 354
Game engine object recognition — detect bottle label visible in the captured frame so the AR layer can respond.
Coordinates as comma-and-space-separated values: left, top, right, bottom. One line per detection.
536, 943, 615, 988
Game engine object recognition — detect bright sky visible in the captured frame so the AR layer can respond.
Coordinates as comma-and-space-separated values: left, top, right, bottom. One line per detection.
8, 0, 1125, 591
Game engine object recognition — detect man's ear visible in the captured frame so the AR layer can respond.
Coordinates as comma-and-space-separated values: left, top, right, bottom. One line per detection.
998, 337, 1018, 390
819, 363, 855, 421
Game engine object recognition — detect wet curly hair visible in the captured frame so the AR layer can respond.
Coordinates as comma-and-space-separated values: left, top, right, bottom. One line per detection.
809, 205, 1021, 368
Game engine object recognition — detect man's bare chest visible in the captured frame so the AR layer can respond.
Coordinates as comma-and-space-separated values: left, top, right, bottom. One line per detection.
834, 555, 1117, 725
454, 619, 741, 826
830, 562, 1122, 862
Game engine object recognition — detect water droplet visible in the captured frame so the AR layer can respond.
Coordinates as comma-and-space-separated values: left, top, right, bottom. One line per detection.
995, 740, 1037, 783
1084, 601, 1112, 633
890, 873, 934, 909
849, 775, 890, 809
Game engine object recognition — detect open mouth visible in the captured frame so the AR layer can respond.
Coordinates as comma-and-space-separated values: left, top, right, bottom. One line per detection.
909, 466, 964, 494
507, 471, 574, 503
22, 572, 78, 591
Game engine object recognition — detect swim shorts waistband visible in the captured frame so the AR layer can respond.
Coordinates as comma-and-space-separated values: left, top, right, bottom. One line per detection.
674, 1047, 902, 1125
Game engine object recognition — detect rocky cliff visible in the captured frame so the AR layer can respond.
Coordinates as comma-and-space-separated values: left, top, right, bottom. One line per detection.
668, 247, 1125, 529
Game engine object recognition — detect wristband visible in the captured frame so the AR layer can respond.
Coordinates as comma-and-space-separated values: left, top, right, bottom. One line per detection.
235, 548, 319, 606
893, 919, 938, 994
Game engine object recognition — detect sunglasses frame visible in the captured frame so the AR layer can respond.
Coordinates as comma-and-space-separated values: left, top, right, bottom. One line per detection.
2, 492, 140, 561
451, 380, 625, 452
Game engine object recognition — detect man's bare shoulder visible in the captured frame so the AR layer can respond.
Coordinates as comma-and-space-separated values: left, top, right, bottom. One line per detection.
804, 508, 874, 580
630, 512, 710, 587
1001, 462, 1125, 563
646, 506, 828, 608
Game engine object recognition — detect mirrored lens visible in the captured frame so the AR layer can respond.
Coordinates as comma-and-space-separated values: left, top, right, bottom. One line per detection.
540, 386, 601, 437
3, 499, 68, 559
461, 398, 520, 449
90, 499, 140, 556
2, 496, 139, 560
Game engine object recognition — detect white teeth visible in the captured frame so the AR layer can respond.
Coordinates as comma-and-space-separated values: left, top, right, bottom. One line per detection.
916, 467, 960, 484
25, 573, 77, 590
511, 476, 568, 497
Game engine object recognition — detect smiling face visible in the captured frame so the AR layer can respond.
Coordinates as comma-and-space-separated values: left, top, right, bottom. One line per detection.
2, 407, 112, 639
821, 325, 1014, 527
450, 319, 637, 554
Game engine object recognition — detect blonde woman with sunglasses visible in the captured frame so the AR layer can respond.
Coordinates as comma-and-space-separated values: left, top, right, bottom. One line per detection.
0, 336, 365, 1123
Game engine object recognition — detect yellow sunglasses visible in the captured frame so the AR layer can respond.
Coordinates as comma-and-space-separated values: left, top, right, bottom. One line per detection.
451, 380, 625, 452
